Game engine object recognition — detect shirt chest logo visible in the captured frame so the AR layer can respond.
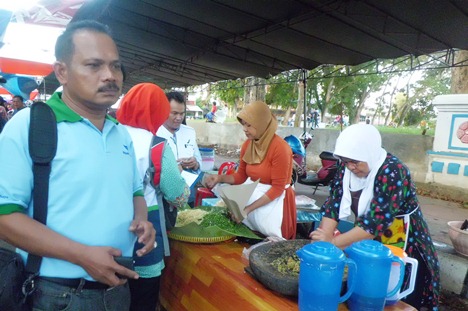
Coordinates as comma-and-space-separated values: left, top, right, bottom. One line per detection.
122, 145, 130, 155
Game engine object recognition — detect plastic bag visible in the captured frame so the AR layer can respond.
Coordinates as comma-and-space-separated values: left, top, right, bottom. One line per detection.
242, 236, 285, 260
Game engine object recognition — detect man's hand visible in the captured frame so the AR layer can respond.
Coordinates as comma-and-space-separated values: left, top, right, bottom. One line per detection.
76, 246, 139, 287
179, 157, 199, 170
0, 213, 142, 287
129, 219, 156, 257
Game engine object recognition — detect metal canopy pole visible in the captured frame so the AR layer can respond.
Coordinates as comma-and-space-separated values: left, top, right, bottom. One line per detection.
302, 69, 307, 165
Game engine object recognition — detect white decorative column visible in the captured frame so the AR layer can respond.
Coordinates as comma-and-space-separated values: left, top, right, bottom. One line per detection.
426, 94, 468, 188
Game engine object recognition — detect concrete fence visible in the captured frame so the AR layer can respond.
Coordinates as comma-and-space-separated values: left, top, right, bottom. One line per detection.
189, 121, 434, 183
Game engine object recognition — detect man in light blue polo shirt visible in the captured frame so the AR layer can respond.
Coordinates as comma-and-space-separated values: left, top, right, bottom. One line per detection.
0, 20, 155, 310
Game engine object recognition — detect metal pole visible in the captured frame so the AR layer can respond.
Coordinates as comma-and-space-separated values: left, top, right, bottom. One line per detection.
302, 69, 307, 165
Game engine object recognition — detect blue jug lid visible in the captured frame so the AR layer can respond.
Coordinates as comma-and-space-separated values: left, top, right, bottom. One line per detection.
297, 241, 345, 263
345, 240, 392, 259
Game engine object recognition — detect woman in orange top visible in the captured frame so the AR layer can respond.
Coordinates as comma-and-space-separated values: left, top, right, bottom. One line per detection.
205, 101, 296, 239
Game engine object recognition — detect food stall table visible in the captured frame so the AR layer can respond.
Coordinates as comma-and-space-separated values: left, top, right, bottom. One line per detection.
160, 240, 416, 311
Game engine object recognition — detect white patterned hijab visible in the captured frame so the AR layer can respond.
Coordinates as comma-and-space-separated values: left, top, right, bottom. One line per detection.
333, 124, 387, 219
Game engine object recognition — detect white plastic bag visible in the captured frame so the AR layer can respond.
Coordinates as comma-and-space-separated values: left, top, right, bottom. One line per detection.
242, 236, 285, 260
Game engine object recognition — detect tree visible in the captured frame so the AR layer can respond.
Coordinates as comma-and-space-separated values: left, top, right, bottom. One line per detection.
265, 71, 298, 108
307, 64, 388, 125
451, 50, 468, 93
211, 79, 244, 115
383, 73, 404, 126
265, 70, 300, 125
392, 92, 408, 126
307, 66, 338, 123
244, 77, 267, 104
398, 68, 450, 126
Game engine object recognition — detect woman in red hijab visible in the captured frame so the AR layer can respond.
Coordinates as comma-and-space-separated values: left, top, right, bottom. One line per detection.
117, 83, 189, 311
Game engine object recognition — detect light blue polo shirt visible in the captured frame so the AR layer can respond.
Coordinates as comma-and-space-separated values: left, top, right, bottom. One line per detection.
0, 92, 144, 280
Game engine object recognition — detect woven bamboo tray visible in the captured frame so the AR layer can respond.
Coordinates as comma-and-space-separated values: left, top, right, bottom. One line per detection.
168, 232, 235, 244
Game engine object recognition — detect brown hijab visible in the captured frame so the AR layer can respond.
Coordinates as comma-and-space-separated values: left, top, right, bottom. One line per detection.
237, 101, 278, 164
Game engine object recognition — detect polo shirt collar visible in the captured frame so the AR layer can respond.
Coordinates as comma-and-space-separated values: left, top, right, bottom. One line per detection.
47, 92, 118, 124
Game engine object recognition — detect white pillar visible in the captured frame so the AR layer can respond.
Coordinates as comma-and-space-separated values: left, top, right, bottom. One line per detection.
427, 94, 468, 188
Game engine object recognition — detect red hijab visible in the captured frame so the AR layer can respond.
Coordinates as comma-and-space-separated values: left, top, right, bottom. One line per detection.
116, 83, 170, 135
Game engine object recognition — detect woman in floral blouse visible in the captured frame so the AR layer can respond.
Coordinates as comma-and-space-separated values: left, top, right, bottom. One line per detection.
309, 124, 439, 310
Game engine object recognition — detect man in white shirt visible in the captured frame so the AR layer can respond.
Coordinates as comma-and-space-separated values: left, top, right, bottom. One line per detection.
157, 91, 202, 206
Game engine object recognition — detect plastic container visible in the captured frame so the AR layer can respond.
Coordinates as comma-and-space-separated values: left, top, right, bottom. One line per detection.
194, 187, 216, 207
384, 245, 418, 305
448, 221, 468, 257
199, 148, 215, 171
296, 241, 356, 311
218, 161, 236, 175
345, 240, 404, 311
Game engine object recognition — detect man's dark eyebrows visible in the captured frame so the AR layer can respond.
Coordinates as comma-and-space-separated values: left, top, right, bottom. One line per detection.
84, 58, 104, 63
84, 58, 120, 64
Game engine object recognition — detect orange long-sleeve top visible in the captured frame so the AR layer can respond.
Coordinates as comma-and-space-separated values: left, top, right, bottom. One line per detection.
232, 134, 292, 199
232, 134, 296, 239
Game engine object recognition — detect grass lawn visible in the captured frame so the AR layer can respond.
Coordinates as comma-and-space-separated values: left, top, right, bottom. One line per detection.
376, 125, 435, 136
188, 118, 436, 136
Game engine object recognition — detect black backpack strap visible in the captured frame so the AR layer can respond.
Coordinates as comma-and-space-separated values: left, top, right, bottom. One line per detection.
25, 102, 57, 276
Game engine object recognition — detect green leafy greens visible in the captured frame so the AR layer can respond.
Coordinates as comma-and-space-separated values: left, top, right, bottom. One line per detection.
171, 205, 261, 240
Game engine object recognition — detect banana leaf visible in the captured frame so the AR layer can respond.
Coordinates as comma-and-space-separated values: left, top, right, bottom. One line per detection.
172, 205, 261, 240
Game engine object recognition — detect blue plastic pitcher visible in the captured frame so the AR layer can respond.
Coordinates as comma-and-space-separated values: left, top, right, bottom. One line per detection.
345, 240, 405, 311
296, 241, 356, 311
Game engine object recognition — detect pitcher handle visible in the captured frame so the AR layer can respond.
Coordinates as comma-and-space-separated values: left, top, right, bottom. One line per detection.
338, 258, 357, 303
387, 257, 405, 298
397, 257, 419, 300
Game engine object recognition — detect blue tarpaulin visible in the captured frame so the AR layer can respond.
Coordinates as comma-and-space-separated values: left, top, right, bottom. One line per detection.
0, 73, 40, 100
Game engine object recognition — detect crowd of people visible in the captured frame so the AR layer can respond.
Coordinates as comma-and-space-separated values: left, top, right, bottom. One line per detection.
0, 95, 26, 133
0, 19, 440, 311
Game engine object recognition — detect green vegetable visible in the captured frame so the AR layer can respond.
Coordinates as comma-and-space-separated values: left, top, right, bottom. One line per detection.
200, 212, 239, 231
200, 211, 261, 239
173, 205, 261, 240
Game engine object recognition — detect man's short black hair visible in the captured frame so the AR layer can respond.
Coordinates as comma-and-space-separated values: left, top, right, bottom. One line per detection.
166, 91, 185, 106
13, 95, 24, 102
55, 20, 113, 63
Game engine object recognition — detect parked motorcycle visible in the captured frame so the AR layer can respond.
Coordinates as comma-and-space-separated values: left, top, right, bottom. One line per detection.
285, 131, 338, 194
